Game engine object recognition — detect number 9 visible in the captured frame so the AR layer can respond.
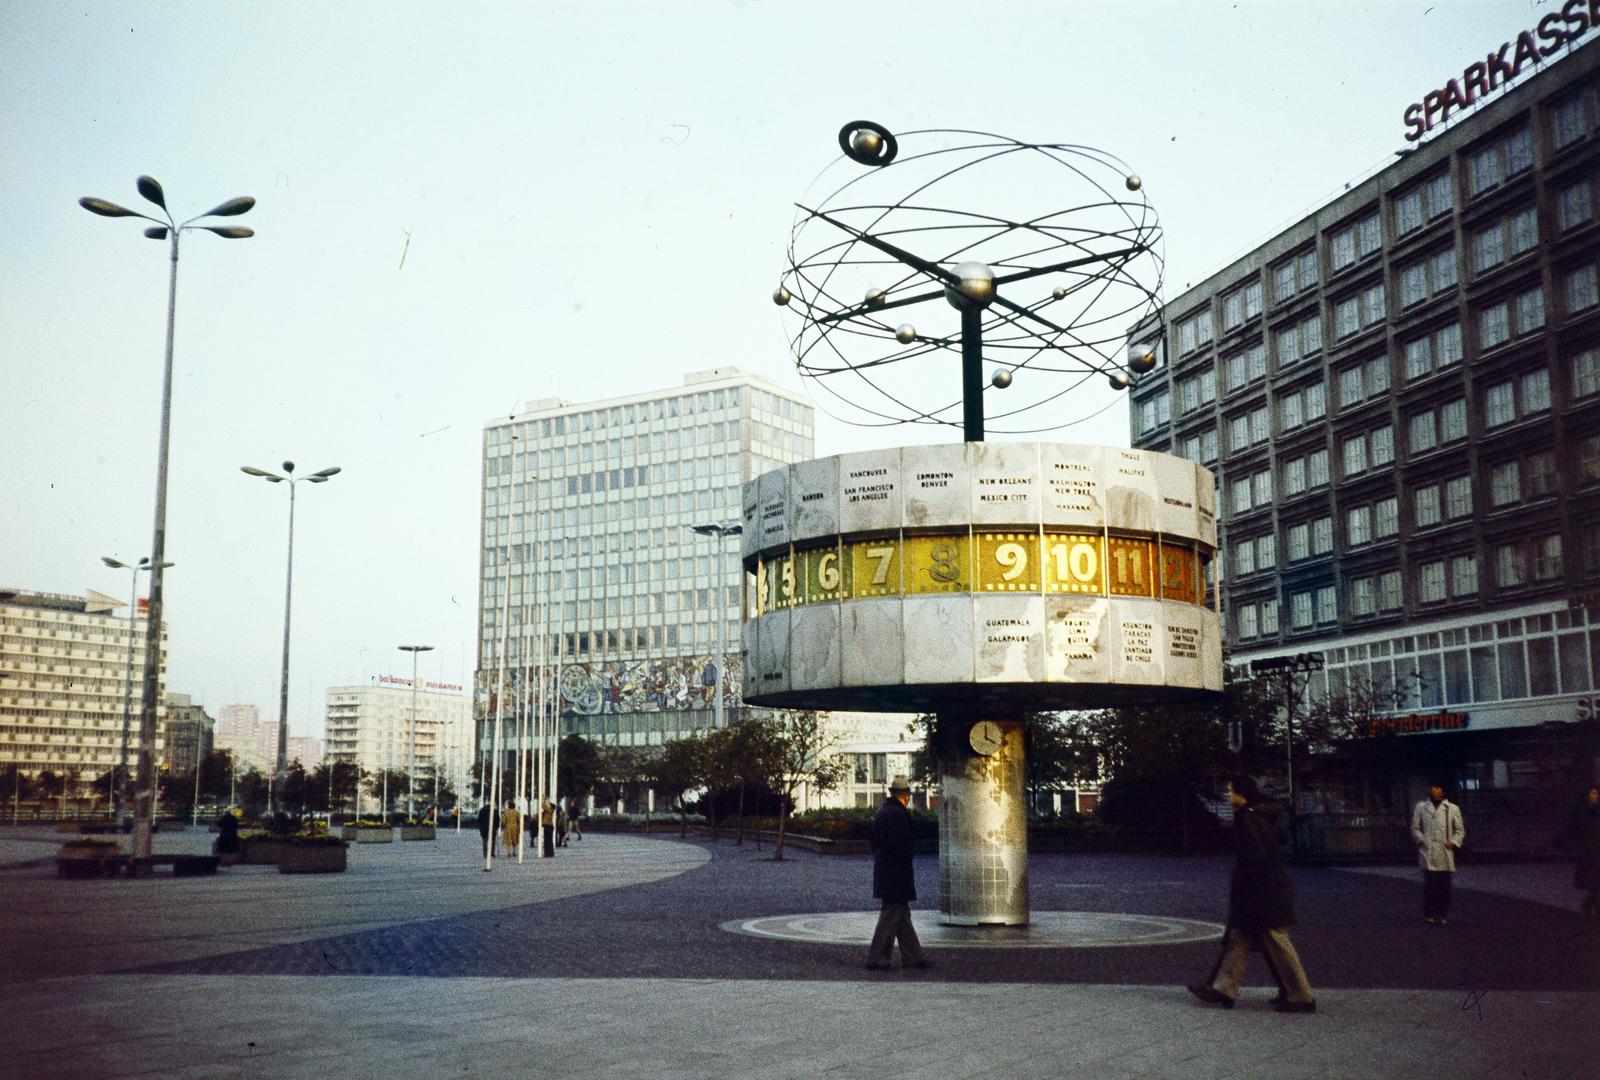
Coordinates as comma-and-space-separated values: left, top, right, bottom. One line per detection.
996, 542, 1027, 581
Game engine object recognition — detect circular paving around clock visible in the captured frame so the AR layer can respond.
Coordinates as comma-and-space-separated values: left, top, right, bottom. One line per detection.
722, 909, 1225, 949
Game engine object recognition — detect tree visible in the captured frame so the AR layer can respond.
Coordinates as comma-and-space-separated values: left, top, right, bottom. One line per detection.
1024, 713, 1089, 816
759, 712, 847, 861
363, 769, 410, 819
654, 734, 708, 837
558, 734, 602, 804
198, 750, 233, 804
235, 768, 269, 818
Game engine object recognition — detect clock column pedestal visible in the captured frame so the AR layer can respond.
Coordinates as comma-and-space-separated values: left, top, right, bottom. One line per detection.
935, 715, 1029, 926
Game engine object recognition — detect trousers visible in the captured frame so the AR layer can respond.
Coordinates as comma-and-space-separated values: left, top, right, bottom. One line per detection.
1423, 870, 1454, 918
1210, 927, 1314, 1004
866, 901, 924, 965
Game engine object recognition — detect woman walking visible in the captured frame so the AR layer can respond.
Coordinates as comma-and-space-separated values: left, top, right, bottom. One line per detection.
1188, 775, 1316, 1013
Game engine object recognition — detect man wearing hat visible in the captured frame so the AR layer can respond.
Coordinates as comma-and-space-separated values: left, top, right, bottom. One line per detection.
1411, 778, 1465, 924
865, 775, 931, 971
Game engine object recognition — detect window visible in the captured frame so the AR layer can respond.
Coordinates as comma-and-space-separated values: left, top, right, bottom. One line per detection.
1138, 391, 1170, 433
1427, 173, 1453, 219
1468, 127, 1532, 198
1420, 560, 1447, 603
1567, 264, 1599, 312
1312, 517, 1333, 555
1177, 310, 1213, 355
1331, 212, 1381, 271
1315, 585, 1338, 624
1584, 435, 1600, 484
1397, 173, 1454, 233
1303, 381, 1326, 420
1255, 534, 1276, 571
1237, 604, 1258, 639
1490, 461, 1521, 507
1404, 335, 1433, 381
1307, 449, 1329, 487
1261, 598, 1280, 634
1278, 390, 1303, 431
1371, 425, 1394, 466
1451, 554, 1479, 596
1283, 456, 1307, 496
1534, 534, 1564, 580
1288, 522, 1310, 561
1431, 248, 1458, 291
1441, 399, 1468, 442
1446, 475, 1473, 519
1574, 348, 1600, 398
1273, 248, 1319, 304
1343, 433, 1367, 477
1375, 497, 1398, 538
1251, 471, 1273, 506
1335, 296, 1360, 340
1221, 281, 1262, 331
1249, 406, 1269, 445
1558, 179, 1593, 232
1338, 365, 1363, 407
1396, 188, 1424, 236
1415, 484, 1442, 527
1400, 262, 1428, 307
1496, 543, 1527, 587
1291, 592, 1314, 629
1508, 207, 1539, 257
1521, 368, 1550, 413
1380, 570, 1404, 611
1276, 323, 1300, 367
1526, 451, 1558, 498
1437, 322, 1462, 367
1474, 223, 1506, 271
1347, 505, 1372, 547
1233, 539, 1256, 576
1553, 93, 1591, 150
1351, 576, 1377, 616
1515, 288, 1545, 335
1409, 410, 1438, 454
1484, 381, 1515, 427
1479, 302, 1510, 350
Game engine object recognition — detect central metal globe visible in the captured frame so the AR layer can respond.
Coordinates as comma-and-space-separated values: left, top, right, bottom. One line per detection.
943, 261, 995, 310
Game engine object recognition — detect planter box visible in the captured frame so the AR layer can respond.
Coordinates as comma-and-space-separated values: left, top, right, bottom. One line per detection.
356, 827, 393, 843
279, 843, 348, 874
340, 826, 359, 841
239, 838, 294, 865
56, 845, 128, 879
400, 826, 436, 841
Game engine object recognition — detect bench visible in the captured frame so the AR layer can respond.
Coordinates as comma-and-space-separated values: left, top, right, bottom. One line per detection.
126, 855, 221, 878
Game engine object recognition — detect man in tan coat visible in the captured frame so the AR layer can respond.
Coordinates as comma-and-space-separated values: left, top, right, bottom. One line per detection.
1411, 780, 1466, 925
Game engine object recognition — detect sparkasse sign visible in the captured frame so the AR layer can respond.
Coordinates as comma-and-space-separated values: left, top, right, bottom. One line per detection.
1404, 1, 1598, 141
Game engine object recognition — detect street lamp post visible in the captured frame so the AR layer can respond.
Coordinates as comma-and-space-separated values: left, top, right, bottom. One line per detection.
689, 523, 744, 731
1250, 651, 1325, 859
100, 555, 172, 823
398, 645, 434, 820
241, 460, 341, 815
81, 176, 254, 860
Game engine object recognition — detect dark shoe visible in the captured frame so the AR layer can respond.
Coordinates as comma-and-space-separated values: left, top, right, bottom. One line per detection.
863, 961, 891, 971
1274, 999, 1317, 1013
909, 958, 935, 969
1187, 984, 1234, 1009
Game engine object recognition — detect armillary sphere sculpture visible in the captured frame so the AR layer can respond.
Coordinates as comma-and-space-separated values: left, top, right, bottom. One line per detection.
773, 120, 1167, 440
746, 121, 1220, 929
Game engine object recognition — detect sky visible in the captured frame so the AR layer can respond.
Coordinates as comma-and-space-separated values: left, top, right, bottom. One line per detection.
0, 0, 1570, 743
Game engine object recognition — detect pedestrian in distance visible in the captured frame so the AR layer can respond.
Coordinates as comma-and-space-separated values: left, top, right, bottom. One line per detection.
541, 800, 557, 857
476, 801, 498, 863
1411, 778, 1466, 925
567, 797, 583, 842
501, 798, 520, 856
555, 802, 569, 847
864, 775, 932, 972
1566, 784, 1600, 918
1188, 775, 1316, 1013
212, 810, 241, 865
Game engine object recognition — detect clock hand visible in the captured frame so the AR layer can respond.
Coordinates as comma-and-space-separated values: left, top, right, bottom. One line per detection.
797, 204, 961, 288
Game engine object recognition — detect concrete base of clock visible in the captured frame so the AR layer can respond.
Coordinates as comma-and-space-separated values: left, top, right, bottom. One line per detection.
936, 715, 1029, 926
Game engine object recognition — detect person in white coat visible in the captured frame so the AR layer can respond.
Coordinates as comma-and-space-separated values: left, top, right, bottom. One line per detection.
1411, 780, 1466, 925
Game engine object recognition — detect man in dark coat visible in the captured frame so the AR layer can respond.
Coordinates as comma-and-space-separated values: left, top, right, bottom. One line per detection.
1188, 775, 1315, 1012
476, 801, 497, 864
864, 775, 931, 971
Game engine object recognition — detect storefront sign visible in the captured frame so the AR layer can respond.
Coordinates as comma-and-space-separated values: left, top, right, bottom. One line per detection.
1403, 1, 1599, 142
378, 673, 464, 693
1362, 710, 1470, 736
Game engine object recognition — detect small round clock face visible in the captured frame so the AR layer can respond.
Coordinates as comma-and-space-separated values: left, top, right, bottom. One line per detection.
968, 720, 1004, 756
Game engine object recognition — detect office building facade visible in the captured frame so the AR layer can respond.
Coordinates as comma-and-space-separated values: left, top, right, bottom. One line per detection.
161, 693, 214, 776
326, 678, 474, 801
476, 367, 814, 758
1129, 40, 1600, 828
0, 587, 165, 799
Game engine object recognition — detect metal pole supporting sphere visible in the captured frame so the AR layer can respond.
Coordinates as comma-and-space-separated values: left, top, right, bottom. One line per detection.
80, 176, 253, 860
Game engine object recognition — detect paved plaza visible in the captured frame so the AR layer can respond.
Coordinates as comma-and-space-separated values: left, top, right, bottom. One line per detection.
0, 824, 1595, 1078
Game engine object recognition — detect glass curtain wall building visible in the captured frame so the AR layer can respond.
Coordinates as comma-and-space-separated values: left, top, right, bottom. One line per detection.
476, 367, 814, 766
1129, 40, 1600, 835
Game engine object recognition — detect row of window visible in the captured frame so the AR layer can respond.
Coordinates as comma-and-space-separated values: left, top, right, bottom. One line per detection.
485, 387, 809, 448
1169, 86, 1599, 363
